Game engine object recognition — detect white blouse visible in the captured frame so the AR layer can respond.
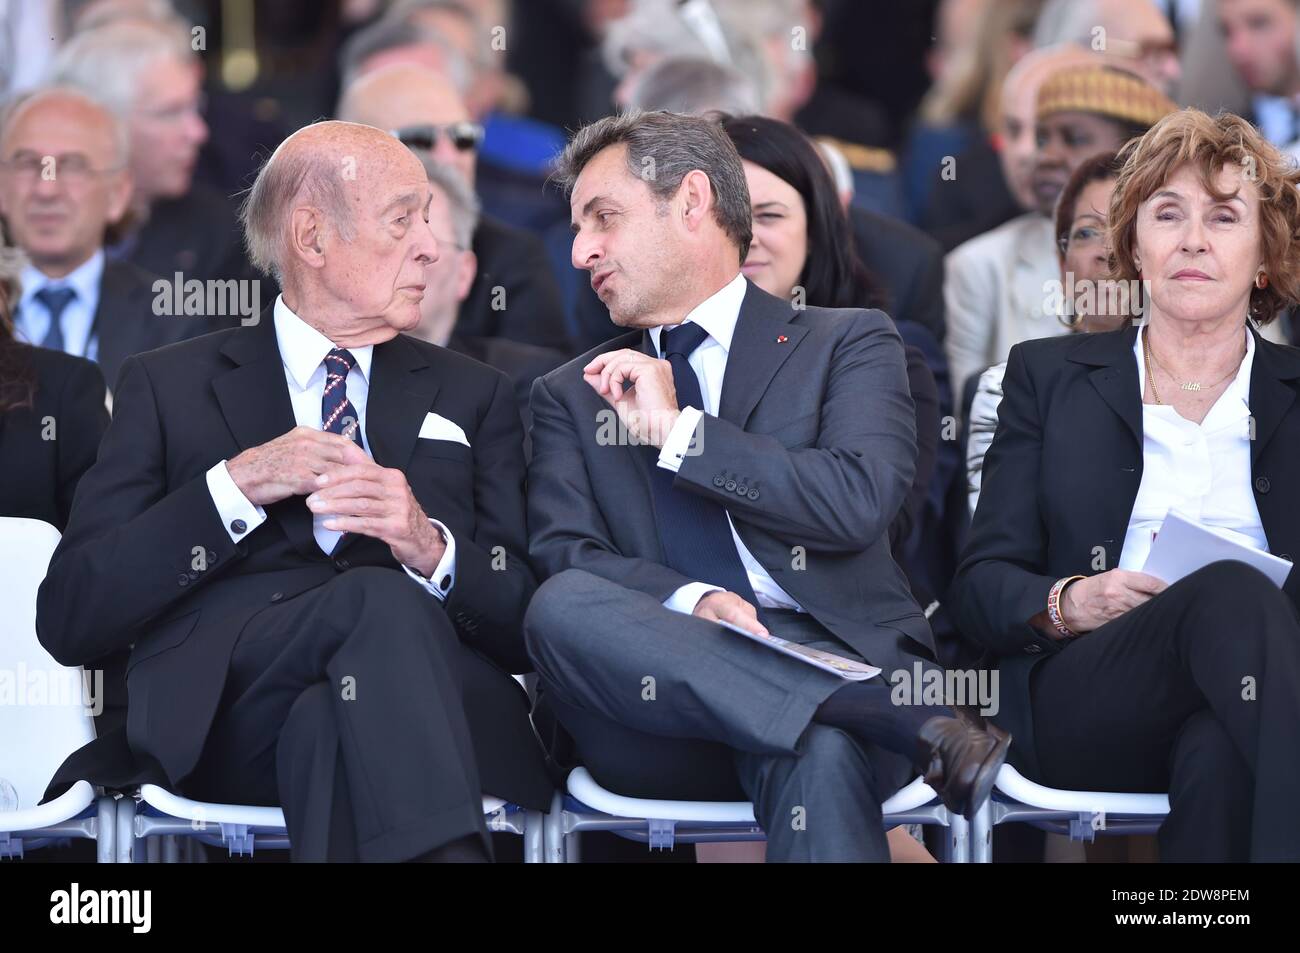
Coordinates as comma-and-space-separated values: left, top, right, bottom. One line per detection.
1119, 324, 1268, 572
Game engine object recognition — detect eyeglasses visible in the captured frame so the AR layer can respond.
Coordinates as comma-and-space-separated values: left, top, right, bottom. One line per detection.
391, 122, 484, 153
0, 151, 124, 183
1058, 224, 1107, 254
134, 93, 207, 124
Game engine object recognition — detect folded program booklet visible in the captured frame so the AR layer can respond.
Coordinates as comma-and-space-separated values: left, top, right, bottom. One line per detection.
717, 620, 882, 681
1142, 510, 1293, 588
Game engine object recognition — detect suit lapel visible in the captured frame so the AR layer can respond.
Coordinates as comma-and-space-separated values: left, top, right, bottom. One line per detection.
1248, 327, 1300, 466
717, 283, 806, 428
362, 333, 438, 472
1069, 324, 1143, 449
211, 310, 318, 559
91, 260, 144, 389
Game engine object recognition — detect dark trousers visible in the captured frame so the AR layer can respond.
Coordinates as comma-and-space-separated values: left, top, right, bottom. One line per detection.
525, 569, 919, 862
1030, 561, 1300, 861
182, 566, 490, 862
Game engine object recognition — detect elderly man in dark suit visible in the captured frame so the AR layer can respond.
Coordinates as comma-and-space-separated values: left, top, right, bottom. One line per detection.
36, 120, 550, 862
524, 110, 1008, 862
0, 87, 210, 392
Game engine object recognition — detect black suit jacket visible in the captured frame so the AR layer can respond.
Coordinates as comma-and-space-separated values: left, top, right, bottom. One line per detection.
850, 206, 946, 342
0, 345, 107, 530
948, 324, 1300, 778
123, 183, 250, 284
447, 332, 566, 440
462, 214, 571, 352
93, 259, 214, 390
528, 281, 935, 673
37, 315, 551, 809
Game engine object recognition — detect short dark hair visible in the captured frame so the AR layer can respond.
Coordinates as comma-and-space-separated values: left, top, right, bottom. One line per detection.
552, 109, 753, 265
1053, 150, 1122, 260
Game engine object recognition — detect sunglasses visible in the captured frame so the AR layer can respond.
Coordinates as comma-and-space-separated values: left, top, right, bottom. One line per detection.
391, 122, 484, 153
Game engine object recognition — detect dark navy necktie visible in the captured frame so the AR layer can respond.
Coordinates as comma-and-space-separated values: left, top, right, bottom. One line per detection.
647, 322, 757, 606
35, 286, 76, 352
321, 347, 363, 447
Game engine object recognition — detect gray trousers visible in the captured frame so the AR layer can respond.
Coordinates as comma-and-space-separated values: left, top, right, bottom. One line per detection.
524, 569, 915, 862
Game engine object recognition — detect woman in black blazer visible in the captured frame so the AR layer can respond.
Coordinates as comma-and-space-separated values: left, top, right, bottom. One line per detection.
0, 247, 109, 531
950, 111, 1300, 861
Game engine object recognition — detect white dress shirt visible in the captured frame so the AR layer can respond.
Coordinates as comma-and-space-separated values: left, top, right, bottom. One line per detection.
205, 295, 457, 598
1119, 323, 1267, 572
651, 272, 803, 614
15, 249, 104, 361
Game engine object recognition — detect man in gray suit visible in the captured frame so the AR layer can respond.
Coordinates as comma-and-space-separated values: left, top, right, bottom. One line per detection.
525, 110, 1008, 862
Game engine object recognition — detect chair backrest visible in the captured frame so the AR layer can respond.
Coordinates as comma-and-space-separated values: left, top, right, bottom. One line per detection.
0, 517, 95, 809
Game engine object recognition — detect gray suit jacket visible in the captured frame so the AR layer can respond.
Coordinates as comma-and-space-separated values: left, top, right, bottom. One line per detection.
527, 280, 935, 673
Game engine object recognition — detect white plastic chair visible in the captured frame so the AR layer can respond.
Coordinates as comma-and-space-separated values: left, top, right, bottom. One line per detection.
546, 767, 972, 862
969, 763, 1171, 862
0, 517, 116, 861
116, 787, 546, 862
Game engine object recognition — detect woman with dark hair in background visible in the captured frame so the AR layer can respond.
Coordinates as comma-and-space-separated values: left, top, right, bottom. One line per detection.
721, 113, 950, 580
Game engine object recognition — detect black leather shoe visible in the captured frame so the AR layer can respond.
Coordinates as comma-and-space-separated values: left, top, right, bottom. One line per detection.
914, 717, 1010, 820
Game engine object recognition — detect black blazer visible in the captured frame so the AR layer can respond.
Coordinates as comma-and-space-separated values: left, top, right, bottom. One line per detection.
948, 324, 1300, 778
0, 345, 107, 530
462, 214, 571, 353
850, 206, 947, 343
124, 183, 250, 285
37, 314, 552, 810
93, 259, 214, 390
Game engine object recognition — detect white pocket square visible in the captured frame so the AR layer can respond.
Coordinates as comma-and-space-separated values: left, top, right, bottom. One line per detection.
418, 412, 471, 447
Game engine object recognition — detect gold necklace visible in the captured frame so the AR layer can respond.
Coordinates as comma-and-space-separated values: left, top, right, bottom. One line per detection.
1142, 333, 1242, 405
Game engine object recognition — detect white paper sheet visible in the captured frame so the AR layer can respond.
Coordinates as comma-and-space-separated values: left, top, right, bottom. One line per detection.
1142, 510, 1292, 588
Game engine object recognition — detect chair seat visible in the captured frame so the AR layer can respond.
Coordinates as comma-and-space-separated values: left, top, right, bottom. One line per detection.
137, 784, 511, 829
565, 767, 940, 822
994, 764, 1170, 814
0, 779, 95, 833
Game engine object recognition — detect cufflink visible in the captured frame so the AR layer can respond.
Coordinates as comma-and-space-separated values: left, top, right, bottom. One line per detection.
440, 575, 451, 590
230, 519, 247, 534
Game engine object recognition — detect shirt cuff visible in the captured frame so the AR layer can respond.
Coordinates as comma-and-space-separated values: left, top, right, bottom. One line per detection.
206, 461, 267, 543
656, 406, 704, 473
402, 519, 456, 601
663, 581, 723, 615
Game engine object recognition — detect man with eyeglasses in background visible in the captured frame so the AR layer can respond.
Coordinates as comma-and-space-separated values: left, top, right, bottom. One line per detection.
49, 16, 252, 288
0, 86, 213, 392
338, 63, 572, 354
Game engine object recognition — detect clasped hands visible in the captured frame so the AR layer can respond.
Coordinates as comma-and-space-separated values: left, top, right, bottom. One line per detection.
227, 426, 445, 577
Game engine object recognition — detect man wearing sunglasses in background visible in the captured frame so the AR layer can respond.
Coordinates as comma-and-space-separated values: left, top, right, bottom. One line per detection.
339, 64, 572, 354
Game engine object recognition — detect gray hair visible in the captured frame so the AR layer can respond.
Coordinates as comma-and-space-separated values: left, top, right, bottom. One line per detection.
388, 0, 511, 71
605, 0, 813, 113
69, 0, 191, 33
46, 18, 196, 118
415, 153, 480, 248
627, 56, 762, 115
239, 137, 357, 281
338, 8, 472, 92
0, 86, 131, 167
552, 109, 752, 264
